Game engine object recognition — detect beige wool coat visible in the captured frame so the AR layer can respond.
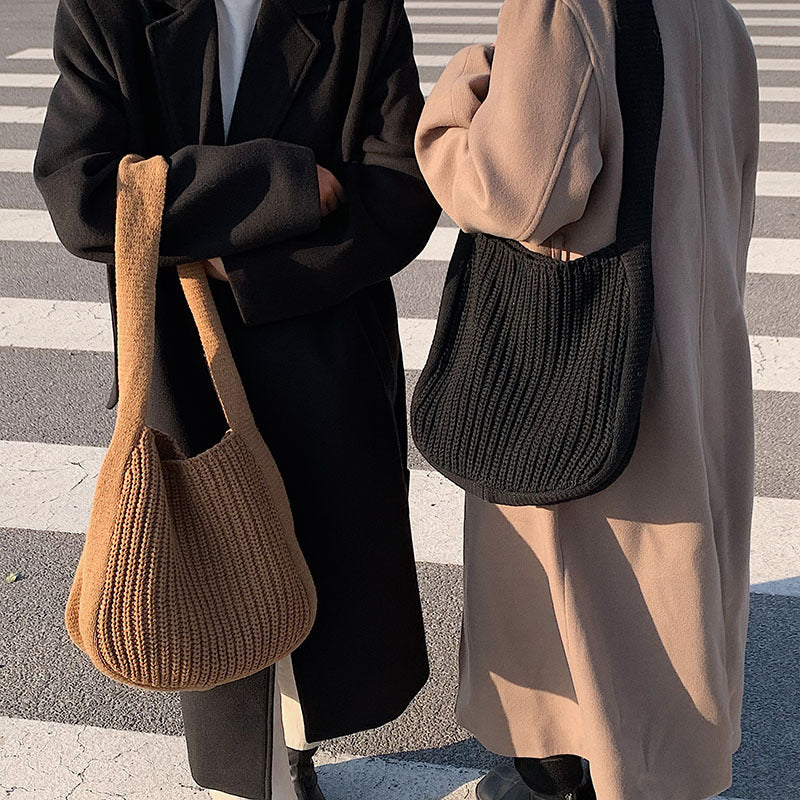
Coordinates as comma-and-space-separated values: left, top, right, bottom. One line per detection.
415, 1, 760, 799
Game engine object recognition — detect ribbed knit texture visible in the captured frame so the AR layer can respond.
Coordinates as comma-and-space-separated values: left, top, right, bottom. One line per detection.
411, 0, 663, 507
93, 427, 312, 689
66, 154, 317, 691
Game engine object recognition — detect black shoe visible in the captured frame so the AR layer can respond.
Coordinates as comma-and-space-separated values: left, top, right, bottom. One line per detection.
476, 763, 596, 800
287, 747, 326, 800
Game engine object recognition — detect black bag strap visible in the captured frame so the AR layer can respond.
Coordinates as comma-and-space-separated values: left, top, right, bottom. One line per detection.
614, 0, 665, 248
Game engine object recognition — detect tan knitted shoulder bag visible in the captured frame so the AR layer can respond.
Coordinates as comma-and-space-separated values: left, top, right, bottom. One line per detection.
65, 153, 317, 691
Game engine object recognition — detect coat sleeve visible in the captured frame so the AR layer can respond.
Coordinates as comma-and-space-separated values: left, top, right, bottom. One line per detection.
414, 0, 604, 247
33, 0, 321, 265
222, 1, 441, 326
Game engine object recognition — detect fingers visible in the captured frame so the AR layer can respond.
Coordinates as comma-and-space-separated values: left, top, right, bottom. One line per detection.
317, 165, 347, 217
317, 165, 328, 216
330, 174, 346, 205
321, 192, 338, 217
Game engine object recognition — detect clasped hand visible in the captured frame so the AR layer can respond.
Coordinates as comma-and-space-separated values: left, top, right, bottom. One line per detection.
203, 163, 346, 282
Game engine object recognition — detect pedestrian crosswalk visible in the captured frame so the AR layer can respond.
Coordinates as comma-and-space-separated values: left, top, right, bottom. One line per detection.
24, 149, 800, 197
11, 75, 800, 105
2, 437, 798, 593
0, 716, 486, 800
2, 296, 799, 394
0, 1, 798, 799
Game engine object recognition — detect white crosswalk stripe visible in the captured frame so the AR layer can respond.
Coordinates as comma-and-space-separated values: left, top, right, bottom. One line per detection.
417, 226, 459, 260
0, 104, 46, 123
2, 209, 798, 274
0, 208, 58, 242
757, 171, 800, 197
0, 72, 57, 87
0, 297, 114, 350
0, 298, 797, 394
751, 35, 800, 45
1, 440, 798, 599
406, 0, 800, 8
760, 122, 800, 141
0, 440, 102, 535
409, 469, 800, 599
418, 229, 800, 274
2, 0, 796, 14
744, 17, 800, 25
6, 48, 54, 60
4, 45, 798, 73
2, 66, 798, 105
421, 82, 800, 102
8, 154, 800, 196
0, 147, 34, 171
410, 15, 496, 24
1, 86, 797, 104
748, 238, 800, 274
759, 58, 800, 70
761, 86, 800, 102
415, 55, 454, 66
735, 2, 800, 9
410, 16, 800, 30
399, 321, 800, 393
0, 716, 485, 800
744, 17, 800, 28
70, 159, 800, 204
402, 2, 502, 8
749, 335, 800, 392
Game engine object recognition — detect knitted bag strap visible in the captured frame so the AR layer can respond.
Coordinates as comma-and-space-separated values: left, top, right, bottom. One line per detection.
176, 261, 261, 436
114, 154, 168, 435
114, 153, 258, 436
613, 0, 664, 248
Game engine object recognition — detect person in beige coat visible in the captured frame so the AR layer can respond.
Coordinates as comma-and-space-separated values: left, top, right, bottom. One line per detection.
415, 1, 759, 799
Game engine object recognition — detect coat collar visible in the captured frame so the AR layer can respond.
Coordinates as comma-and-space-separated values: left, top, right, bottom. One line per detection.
145, 0, 329, 149
155, 0, 330, 15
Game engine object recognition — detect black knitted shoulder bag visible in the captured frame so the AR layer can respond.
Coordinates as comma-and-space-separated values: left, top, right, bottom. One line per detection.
410, 0, 665, 507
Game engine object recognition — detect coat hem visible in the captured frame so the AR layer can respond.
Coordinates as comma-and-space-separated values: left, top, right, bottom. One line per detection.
459, 710, 737, 800
303, 663, 430, 744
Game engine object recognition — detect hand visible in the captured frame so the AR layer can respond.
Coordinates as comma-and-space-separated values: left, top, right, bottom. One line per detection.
317, 165, 346, 217
203, 257, 228, 282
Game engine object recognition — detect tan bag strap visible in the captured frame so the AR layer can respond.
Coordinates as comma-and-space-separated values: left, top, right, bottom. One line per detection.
115, 153, 258, 435
175, 261, 261, 435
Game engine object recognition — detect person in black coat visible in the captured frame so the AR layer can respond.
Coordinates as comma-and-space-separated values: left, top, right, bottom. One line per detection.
34, 0, 441, 797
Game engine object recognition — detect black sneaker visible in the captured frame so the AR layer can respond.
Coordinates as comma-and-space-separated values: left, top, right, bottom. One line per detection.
476, 763, 596, 800
287, 747, 326, 800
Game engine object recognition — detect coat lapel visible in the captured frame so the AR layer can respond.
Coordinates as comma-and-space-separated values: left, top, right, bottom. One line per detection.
225, 0, 330, 144
145, 0, 225, 149
144, 0, 330, 148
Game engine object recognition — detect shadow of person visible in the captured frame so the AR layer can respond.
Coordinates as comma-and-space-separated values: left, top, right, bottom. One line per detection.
316, 753, 480, 800
750, 577, 800, 596
454, 469, 745, 800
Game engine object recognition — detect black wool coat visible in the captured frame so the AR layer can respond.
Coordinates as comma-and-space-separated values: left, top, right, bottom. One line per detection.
34, 0, 440, 795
